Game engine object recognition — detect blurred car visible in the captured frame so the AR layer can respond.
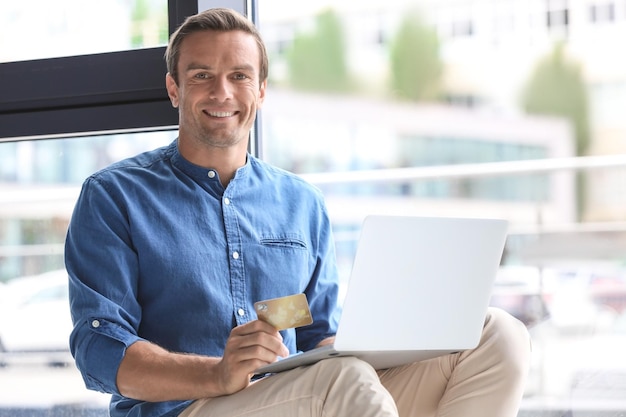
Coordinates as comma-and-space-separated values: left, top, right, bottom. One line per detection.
489, 266, 550, 328
588, 273, 626, 315
0, 269, 72, 359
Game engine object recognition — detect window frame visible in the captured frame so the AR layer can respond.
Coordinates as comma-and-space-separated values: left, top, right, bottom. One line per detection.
0, 0, 261, 155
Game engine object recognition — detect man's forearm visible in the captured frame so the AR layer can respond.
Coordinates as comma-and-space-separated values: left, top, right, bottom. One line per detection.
116, 340, 223, 402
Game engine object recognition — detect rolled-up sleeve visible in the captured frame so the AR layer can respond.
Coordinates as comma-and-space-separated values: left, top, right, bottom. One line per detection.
65, 176, 144, 395
70, 316, 143, 393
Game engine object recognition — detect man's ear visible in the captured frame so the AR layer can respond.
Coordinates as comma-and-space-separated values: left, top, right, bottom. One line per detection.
257, 79, 267, 108
165, 73, 179, 108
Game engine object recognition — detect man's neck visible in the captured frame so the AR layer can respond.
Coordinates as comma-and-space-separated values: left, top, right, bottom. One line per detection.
177, 138, 248, 188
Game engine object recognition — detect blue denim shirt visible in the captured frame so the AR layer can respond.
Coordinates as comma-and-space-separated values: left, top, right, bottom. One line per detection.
65, 140, 340, 417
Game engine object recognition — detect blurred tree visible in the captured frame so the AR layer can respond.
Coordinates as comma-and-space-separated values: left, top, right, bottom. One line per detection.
285, 8, 350, 92
521, 42, 590, 156
389, 11, 442, 102
131, 0, 150, 48
131, 0, 169, 48
521, 42, 591, 220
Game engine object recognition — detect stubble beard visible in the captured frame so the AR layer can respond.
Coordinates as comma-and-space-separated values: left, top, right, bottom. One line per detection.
198, 125, 239, 148
192, 113, 244, 149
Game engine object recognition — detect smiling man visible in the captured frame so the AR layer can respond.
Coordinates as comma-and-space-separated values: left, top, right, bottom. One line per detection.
65, 8, 530, 417
166, 28, 263, 183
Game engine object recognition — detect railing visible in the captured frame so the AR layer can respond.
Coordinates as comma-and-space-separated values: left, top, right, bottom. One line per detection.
299, 153, 626, 183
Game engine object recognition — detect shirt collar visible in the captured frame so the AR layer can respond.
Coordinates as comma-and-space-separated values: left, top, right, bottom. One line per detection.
168, 139, 251, 186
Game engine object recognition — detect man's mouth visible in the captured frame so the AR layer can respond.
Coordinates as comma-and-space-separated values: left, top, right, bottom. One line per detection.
207, 111, 236, 118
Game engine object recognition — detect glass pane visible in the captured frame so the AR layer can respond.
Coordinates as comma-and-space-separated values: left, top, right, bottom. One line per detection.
0, 131, 176, 414
258, 1, 626, 415
0, 0, 168, 63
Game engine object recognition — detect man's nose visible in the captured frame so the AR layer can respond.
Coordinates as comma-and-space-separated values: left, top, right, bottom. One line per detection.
209, 76, 232, 100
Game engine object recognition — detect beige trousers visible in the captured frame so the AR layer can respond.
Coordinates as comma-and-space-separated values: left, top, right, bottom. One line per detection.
179, 307, 531, 417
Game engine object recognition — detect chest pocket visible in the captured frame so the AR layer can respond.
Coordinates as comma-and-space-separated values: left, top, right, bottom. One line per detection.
259, 235, 307, 250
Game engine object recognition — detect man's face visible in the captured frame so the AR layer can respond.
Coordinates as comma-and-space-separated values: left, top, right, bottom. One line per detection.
166, 30, 266, 149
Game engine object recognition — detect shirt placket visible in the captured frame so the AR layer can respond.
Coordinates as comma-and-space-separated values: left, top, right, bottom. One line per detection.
220, 185, 249, 325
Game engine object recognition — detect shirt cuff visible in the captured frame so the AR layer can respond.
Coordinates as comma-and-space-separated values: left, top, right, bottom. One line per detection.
72, 317, 144, 395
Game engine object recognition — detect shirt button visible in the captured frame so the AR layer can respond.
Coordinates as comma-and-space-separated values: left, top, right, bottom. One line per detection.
224, 197, 230, 205
232, 251, 239, 259
237, 308, 245, 317
207, 170, 216, 179
91, 320, 101, 328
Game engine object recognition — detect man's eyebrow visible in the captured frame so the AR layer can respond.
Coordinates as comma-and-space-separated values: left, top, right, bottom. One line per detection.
232, 64, 256, 73
184, 63, 212, 72
183, 63, 256, 73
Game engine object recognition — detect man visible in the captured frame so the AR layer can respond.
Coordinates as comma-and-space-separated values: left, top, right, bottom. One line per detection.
65, 8, 530, 417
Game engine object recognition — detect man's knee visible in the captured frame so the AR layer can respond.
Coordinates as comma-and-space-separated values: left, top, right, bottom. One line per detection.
307, 357, 398, 416
483, 307, 532, 374
310, 356, 379, 383
308, 356, 392, 398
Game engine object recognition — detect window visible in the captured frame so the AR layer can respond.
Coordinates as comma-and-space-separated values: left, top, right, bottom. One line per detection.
0, 0, 258, 149
260, 2, 626, 414
546, 0, 570, 34
2, 0, 626, 416
452, 19, 475, 37
0, 1, 169, 62
437, 4, 476, 39
547, 8, 570, 28
589, 1, 616, 22
0, 132, 176, 281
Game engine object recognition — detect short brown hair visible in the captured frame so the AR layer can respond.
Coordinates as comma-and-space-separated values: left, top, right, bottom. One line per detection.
165, 8, 268, 84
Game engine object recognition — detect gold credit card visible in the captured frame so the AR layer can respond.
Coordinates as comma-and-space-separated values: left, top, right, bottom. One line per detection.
254, 293, 313, 330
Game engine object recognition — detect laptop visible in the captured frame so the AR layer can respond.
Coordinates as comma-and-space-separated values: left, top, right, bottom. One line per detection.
254, 214, 508, 375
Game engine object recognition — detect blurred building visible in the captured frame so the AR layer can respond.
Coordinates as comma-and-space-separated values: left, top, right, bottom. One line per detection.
262, 88, 575, 226
260, 0, 626, 222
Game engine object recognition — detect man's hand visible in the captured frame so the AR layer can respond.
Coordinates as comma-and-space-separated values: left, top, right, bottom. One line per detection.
316, 336, 335, 348
215, 320, 290, 394
117, 320, 288, 401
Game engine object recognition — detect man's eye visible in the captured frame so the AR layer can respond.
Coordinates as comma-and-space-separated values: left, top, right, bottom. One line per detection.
233, 73, 248, 80
194, 73, 209, 79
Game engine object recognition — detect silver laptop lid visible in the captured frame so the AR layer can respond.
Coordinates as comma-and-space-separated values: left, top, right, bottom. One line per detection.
334, 215, 508, 352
